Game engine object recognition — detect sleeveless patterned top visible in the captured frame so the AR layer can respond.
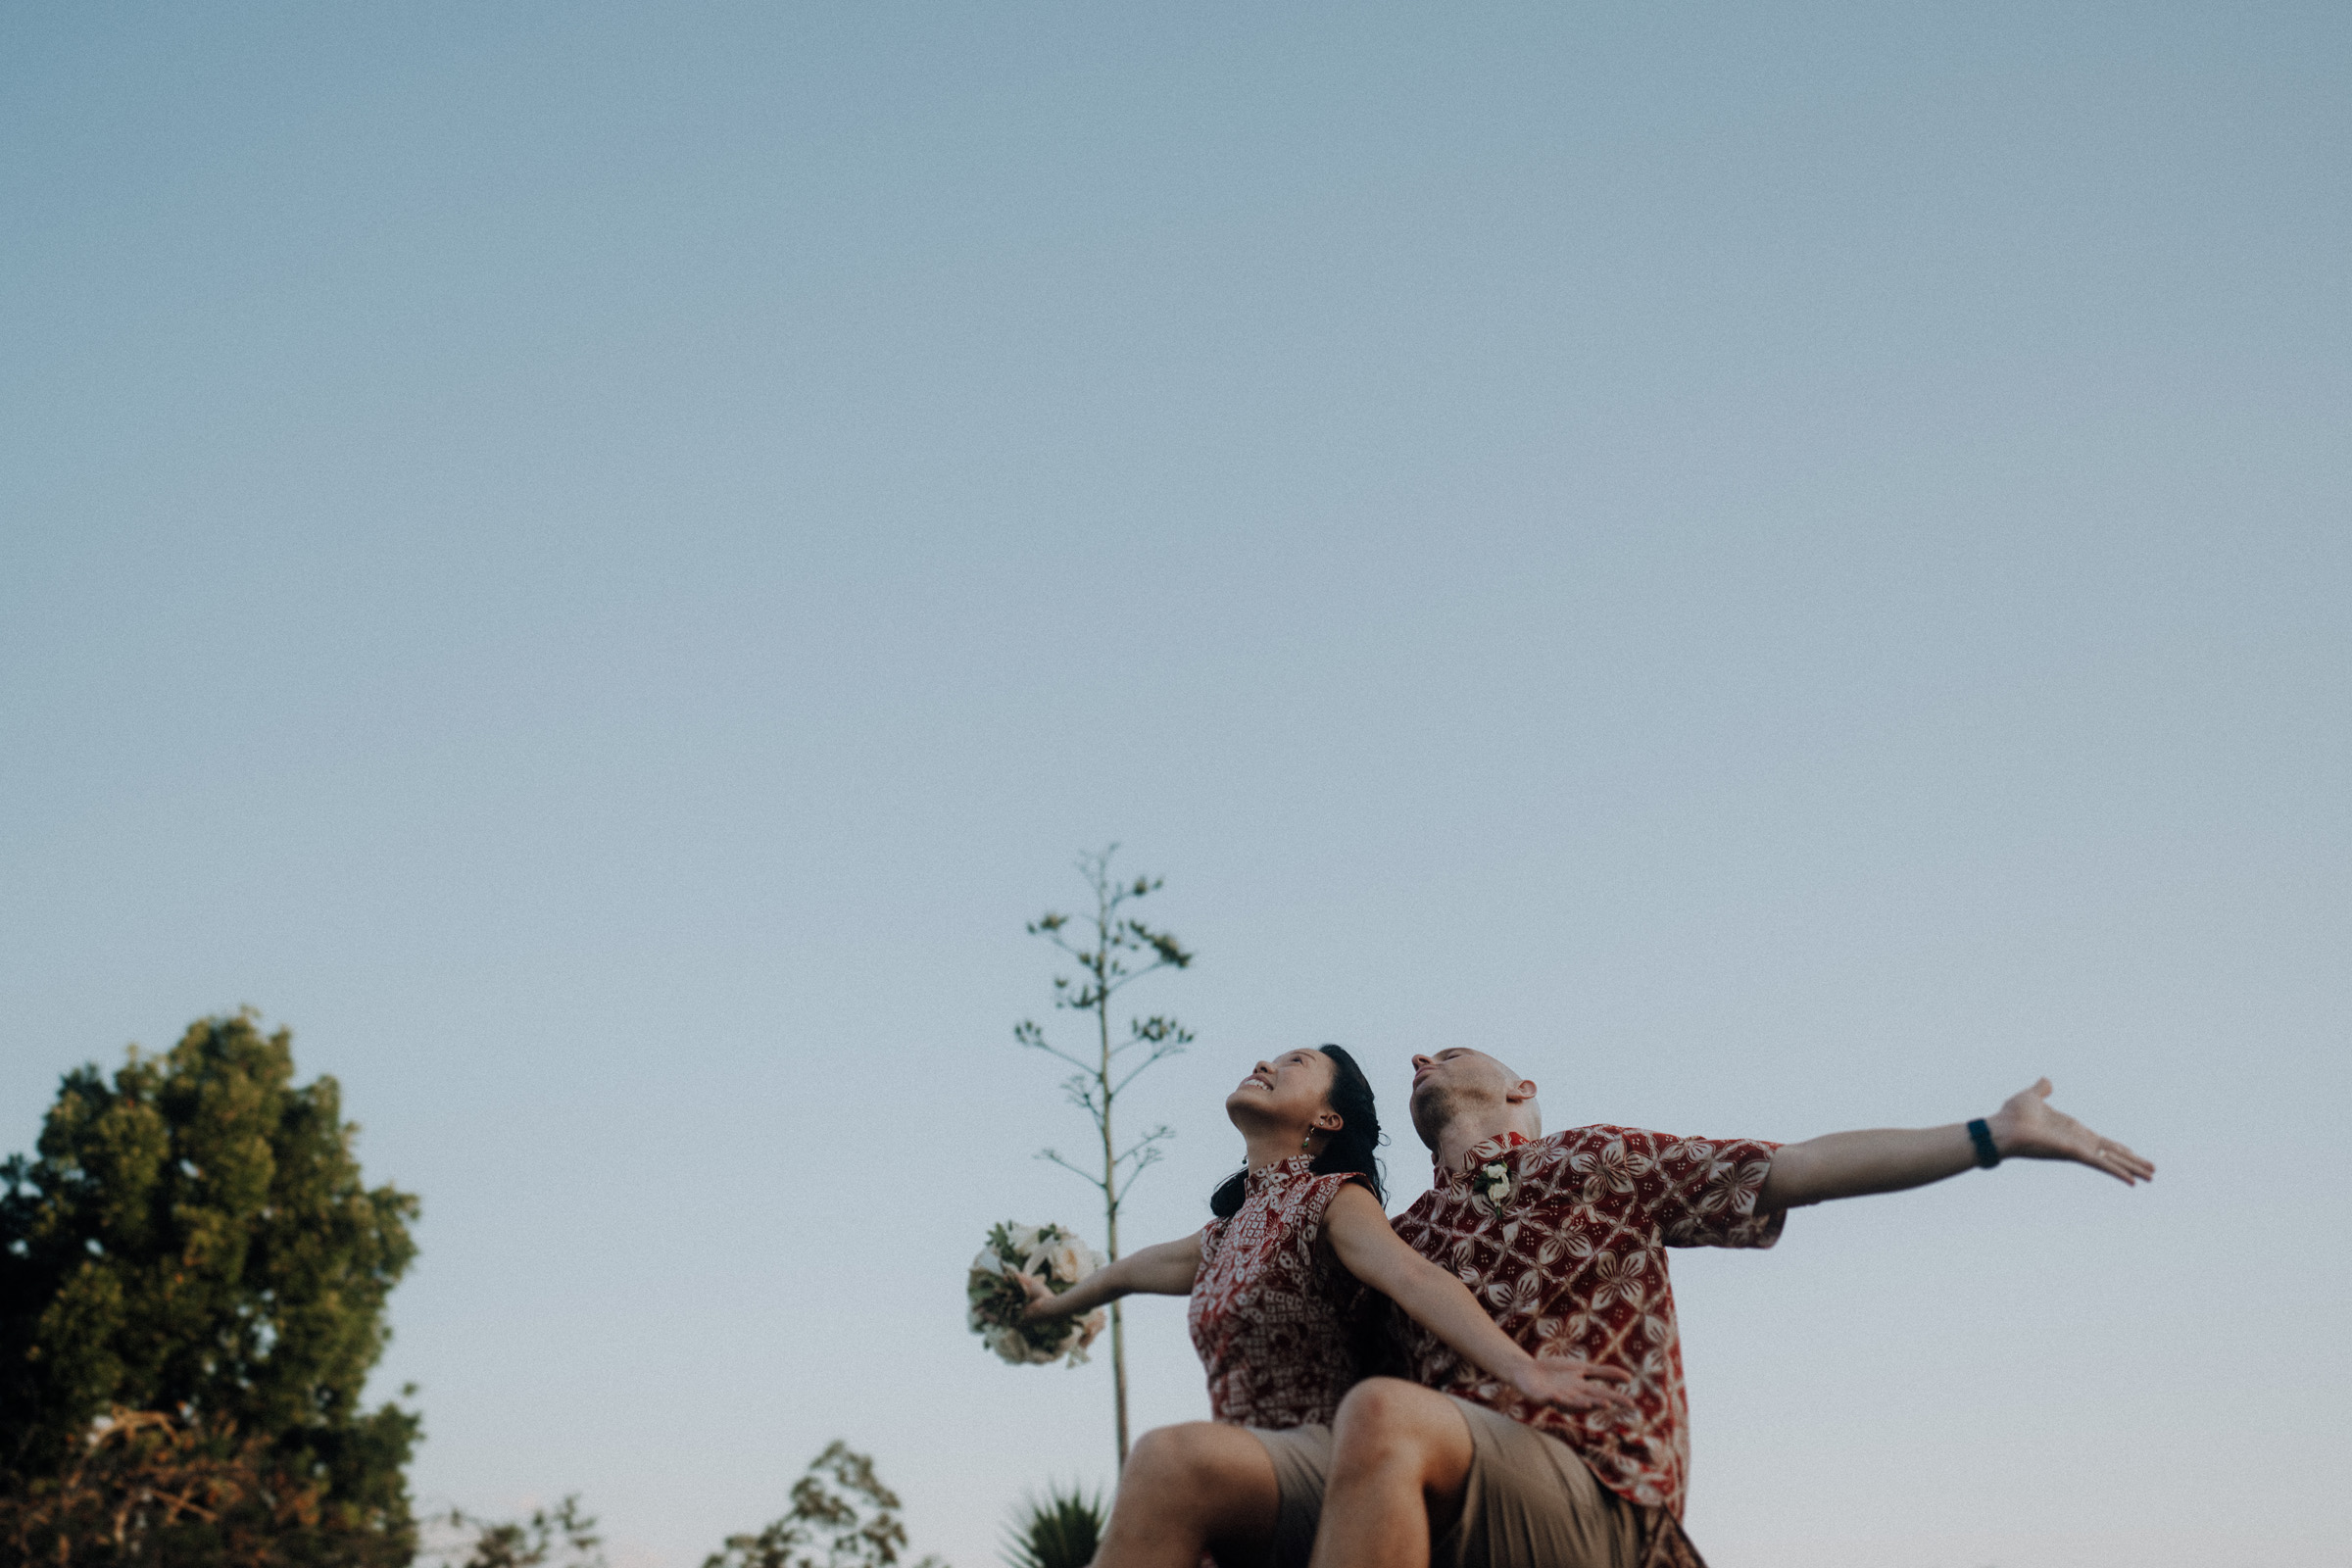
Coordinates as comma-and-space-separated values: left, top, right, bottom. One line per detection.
1187, 1155, 1375, 1429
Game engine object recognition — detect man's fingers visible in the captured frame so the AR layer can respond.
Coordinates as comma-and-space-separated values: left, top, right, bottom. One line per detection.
2010, 1080, 2156, 1189
2082, 1135, 2155, 1184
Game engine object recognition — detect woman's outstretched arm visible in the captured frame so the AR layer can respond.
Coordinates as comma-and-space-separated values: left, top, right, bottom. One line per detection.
1323, 1185, 1636, 1414
1019, 1232, 1204, 1321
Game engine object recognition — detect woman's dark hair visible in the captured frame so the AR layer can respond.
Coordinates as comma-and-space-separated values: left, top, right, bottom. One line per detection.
1210, 1045, 1387, 1219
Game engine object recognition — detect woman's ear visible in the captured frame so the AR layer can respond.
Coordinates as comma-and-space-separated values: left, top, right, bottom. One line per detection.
1315, 1110, 1344, 1133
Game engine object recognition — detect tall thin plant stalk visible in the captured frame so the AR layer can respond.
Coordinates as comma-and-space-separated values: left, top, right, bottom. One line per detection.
1014, 846, 1193, 1472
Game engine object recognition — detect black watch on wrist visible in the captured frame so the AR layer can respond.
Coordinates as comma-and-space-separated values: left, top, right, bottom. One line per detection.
1967, 1117, 2002, 1169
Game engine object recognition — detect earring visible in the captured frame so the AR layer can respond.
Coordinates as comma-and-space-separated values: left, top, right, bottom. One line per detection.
1300, 1130, 1312, 1151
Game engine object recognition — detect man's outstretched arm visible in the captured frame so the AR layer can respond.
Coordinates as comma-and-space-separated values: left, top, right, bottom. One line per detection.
1757, 1077, 2154, 1210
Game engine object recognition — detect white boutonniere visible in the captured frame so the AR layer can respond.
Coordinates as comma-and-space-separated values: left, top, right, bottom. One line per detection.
1474, 1160, 1513, 1209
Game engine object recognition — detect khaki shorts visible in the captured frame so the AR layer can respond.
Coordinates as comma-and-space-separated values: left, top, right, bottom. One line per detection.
1249, 1397, 1643, 1568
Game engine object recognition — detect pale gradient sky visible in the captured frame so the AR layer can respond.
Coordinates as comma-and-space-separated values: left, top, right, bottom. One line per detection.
4, 6, 2347, 1566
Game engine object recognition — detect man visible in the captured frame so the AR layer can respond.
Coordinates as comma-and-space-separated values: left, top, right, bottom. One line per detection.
1093, 1052, 2151, 1568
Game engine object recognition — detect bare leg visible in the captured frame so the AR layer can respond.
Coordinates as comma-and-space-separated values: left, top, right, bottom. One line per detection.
1098, 1421, 1281, 1568
1306, 1379, 1475, 1568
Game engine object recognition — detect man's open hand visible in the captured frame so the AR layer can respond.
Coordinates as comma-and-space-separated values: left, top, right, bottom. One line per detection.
1990, 1078, 2155, 1185
1508, 1356, 1639, 1414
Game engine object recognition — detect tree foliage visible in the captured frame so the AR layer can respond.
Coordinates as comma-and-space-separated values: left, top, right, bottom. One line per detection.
703, 1442, 943, 1568
0, 1012, 420, 1563
0, 1405, 383, 1567
421, 1496, 606, 1568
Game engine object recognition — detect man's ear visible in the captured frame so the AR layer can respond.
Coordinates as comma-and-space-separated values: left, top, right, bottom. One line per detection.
1505, 1079, 1539, 1104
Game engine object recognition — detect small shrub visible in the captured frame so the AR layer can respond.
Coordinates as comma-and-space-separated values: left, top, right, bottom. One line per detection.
425, 1496, 605, 1568
707, 1442, 944, 1568
1000, 1481, 1103, 1568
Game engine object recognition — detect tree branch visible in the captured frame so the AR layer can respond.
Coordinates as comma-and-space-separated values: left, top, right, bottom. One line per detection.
1111, 1126, 1174, 1172
1037, 1150, 1109, 1193
1016, 1038, 1098, 1076
1110, 1047, 1183, 1100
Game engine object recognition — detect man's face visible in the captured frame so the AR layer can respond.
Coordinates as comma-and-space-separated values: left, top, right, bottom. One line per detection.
1406, 1047, 1524, 1149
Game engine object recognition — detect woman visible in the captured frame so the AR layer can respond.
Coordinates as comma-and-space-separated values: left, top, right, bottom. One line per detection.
1020, 1045, 1632, 1432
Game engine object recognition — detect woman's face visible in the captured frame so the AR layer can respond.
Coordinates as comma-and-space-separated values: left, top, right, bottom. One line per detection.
1225, 1048, 1339, 1139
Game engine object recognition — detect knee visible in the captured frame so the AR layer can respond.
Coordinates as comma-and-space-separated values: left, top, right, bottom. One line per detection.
1331, 1378, 1441, 1466
1125, 1422, 1236, 1494
1334, 1377, 1426, 1437
1108, 1423, 1262, 1546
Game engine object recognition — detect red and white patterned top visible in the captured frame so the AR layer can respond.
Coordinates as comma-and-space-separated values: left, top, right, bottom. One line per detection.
1188, 1155, 1376, 1429
1390, 1125, 1784, 1520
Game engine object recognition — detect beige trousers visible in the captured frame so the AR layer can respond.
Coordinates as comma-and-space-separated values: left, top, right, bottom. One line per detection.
1248, 1396, 1646, 1568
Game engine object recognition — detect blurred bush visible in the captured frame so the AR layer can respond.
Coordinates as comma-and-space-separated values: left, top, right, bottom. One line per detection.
1001, 1481, 1103, 1568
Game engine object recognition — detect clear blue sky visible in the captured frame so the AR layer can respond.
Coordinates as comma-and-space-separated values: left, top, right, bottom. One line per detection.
4, 5, 2346, 1565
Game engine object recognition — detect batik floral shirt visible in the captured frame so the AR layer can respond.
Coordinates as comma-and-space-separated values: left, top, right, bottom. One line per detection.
1189, 1155, 1375, 1429
1390, 1125, 1784, 1520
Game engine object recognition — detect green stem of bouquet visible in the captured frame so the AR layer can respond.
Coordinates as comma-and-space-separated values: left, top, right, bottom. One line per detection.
1017, 846, 1194, 1476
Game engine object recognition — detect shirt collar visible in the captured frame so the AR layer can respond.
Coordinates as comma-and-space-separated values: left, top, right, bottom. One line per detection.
1441, 1129, 1530, 1177
1248, 1153, 1319, 1192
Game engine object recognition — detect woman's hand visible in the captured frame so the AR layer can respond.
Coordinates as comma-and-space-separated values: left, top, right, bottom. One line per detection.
1508, 1356, 1638, 1414
1013, 1270, 1072, 1322
1324, 1184, 1636, 1412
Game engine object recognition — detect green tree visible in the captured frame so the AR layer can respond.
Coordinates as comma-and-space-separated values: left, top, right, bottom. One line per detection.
0, 1011, 420, 1564
704, 1442, 943, 1568
1012, 846, 1193, 1470
423, 1497, 606, 1568
0, 1406, 358, 1567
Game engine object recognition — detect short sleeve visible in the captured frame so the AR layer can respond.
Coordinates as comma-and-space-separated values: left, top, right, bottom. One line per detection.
1644, 1132, 1785, 1249
1512, 1126, 1785, 1249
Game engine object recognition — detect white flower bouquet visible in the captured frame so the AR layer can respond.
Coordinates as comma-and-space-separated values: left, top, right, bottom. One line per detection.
967, 1220, 1107, 1367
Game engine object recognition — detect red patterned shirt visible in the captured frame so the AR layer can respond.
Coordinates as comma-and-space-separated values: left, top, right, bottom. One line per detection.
1188, 1156, 1375, 1429
1390, 1125, 1784, 1520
